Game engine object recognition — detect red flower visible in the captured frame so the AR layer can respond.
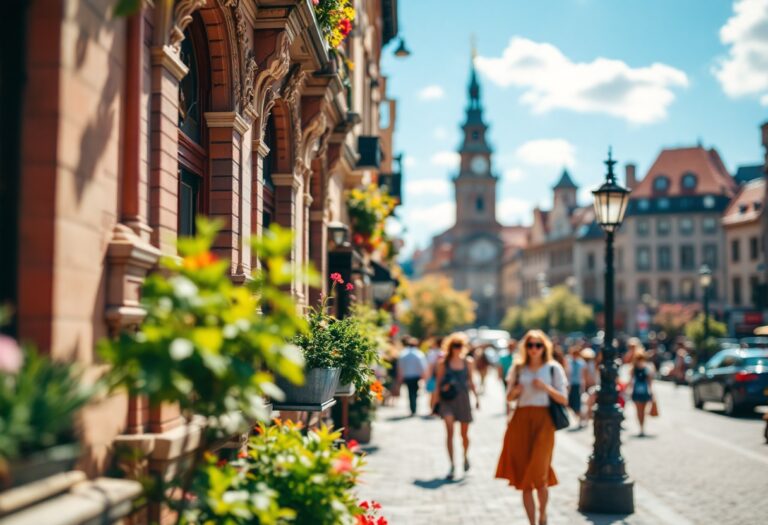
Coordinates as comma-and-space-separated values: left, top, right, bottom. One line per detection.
330, 272, 344, 284
237, 450, 248, 459
347, 439, 360, 452
312, 0, 320, 5
216, 459, 227, 468
372, 501, 382, 510
346, 282, 355, 291
359, 501, 370, 510
332, 454, 354, 474
352, 233, 364, 245
388, 325, 399, 338
376, 518, 388, 525
338, 18, 352, 36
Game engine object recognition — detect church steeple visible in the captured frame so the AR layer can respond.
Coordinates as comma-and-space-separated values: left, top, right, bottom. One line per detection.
453, 42, 499, 228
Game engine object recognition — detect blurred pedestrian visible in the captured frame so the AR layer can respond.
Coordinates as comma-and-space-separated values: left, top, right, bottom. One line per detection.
431, 333, 480, 480
474, 344, 491, 395
623, 337, 643, 364
580, 348, 598, 422
566, 345, 586, 428
629, 348, 655, 436
497, 339, 517, 390
397, 336, 427, 416
672, 341, 689, 386
496, 330, 568, 525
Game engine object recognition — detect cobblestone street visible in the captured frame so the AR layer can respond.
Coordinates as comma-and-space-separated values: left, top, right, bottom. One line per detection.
358, 375, 768, 525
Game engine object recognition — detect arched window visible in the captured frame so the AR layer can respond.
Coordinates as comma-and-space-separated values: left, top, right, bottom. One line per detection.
681, 172, 697, 191
653, 175, 670, 194
177, 24, 208, 237
476, 195, 484, 212
262, 114, 277, 228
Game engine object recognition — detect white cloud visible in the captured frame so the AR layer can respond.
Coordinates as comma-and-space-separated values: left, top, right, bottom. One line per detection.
430, 150, 461, 168
418, 84, 446, 101
403, 201, 456, 241
497, 197, 534, 224
403, 155, 418, 168
714, 0, 768, 103
502, 167, 526, 182
475, 37, 688, 124
515, 139, 576, 168
405, 178, 451, 198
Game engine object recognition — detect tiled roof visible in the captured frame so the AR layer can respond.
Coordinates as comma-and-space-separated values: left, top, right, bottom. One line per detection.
734, 164, 764, 185
553, 169, 578, 190
500, 225, 530, 248
631, 146, 737, 199
722, 178, 765, 226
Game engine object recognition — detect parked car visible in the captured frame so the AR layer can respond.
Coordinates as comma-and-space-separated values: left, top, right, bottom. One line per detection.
690, 349, 768, 416
739, 337, 768, 349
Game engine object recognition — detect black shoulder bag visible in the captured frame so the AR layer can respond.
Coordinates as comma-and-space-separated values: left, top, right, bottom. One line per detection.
548, 365, 570, 431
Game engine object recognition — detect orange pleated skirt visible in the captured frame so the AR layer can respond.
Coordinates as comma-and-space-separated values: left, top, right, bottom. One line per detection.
495, 406, 558, 490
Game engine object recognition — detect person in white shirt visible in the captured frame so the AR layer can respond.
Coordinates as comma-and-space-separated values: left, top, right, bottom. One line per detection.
495, 330, 568, 525
397, 337, 428, 416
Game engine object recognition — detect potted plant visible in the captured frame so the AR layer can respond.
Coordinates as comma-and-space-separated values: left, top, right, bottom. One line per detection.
288, 274, 379, 404
312, 0, 356, 49
0, 339, 92, 489
346, 186, 396, 255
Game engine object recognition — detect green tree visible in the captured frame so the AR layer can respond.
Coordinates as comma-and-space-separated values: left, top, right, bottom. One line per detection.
398, 276, 476, 339
505, 285, 594, 335
685, 313, 727, 363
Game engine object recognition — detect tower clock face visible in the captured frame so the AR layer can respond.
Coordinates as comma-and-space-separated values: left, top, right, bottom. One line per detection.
470, 155, 489, 174
469, 238, 497, 263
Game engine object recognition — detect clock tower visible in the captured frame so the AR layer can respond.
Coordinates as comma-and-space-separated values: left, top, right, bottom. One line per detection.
454, 52, 499, 229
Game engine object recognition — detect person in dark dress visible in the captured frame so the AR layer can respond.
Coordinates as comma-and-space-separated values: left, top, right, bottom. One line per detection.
431, 333, 479, 480
629, 349, 654, 436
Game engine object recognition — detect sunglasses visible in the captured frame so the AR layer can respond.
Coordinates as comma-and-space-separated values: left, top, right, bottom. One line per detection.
526, 342, 544, 349
450, 343, 463, 349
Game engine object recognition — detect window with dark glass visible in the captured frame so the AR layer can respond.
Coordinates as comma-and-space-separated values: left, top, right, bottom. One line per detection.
179, 168, 199, 237
733, 277, 742, 306
472, 131, 479, 140
731, 239, 740, 262
179, 32, 201, 144
703, 244, 718, 269
656, 218, 671, 236
680, 245, 695, 270
750, 236, 759, 260
636, 246, 651, 271
702, 217, 717, 234
653, 175, 670, 193
750, 275, 761, 306
637, 280, 650, 298
658, 245, 672, 270
262, 114, 277, 229
658, 198, 670, 210
636, 219, 649, 237
679, 217, 694, 235
681, 172, 697, 191
709, 278, 719, 300
476, 196, 485, 212
587, 252, 595, 271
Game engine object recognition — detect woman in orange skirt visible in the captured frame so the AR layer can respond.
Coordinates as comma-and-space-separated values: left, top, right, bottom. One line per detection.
496, 330, 568, 525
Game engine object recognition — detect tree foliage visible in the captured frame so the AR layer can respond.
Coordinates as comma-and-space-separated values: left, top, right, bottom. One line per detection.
398, 276, 476, 339
685, 313, 727, 362
502, 285, 594, 335
653, 303, 699, 342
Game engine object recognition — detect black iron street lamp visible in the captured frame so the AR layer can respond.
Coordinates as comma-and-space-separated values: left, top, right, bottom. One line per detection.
578, 149, 634, 514
699, 264, 712, 363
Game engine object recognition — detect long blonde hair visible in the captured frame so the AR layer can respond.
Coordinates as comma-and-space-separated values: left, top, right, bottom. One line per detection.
441, 332, 469, 360
516, 329, 554, 367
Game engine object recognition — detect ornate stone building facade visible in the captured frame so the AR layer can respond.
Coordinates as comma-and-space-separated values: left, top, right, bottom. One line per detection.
1, 0, 402, 521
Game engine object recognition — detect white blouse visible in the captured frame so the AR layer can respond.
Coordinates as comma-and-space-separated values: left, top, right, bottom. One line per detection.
507, 362, 569, 407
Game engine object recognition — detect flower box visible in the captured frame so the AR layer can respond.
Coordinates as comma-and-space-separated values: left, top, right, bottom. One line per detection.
1, 443, 80, 490
276, 367, 340, 406
334, 382, 356, 397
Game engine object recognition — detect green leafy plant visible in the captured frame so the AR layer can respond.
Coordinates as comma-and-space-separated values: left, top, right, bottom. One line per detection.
243, 421, 364, 525
685, 313, 728, 363
502, 285, 594, 335
293, 276, 378, 390
0, 344, 92, 461
100, 219, 308, 427
313, 0, 356, 48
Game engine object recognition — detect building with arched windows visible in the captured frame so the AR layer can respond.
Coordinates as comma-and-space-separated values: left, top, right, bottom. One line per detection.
0, 0, 404, 520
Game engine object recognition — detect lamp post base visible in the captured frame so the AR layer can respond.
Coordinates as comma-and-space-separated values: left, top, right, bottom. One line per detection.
578, 476, 635, 514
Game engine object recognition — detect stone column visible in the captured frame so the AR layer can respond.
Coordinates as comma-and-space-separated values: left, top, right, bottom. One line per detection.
273, 171, 304, 303
205, 111, 251, 281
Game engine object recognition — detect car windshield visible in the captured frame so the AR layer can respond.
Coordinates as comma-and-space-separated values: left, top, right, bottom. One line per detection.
744, 357, 768, 367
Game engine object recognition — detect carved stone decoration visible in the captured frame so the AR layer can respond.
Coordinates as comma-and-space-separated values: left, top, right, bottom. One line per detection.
168, 0, 206, 53
253, 31, 292, 136
299, 111, 328, 168
241, 53, 258, 118
215, 0, 244, 113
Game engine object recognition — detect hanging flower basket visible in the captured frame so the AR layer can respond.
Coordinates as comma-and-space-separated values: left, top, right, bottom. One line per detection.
276, 367, 340, 405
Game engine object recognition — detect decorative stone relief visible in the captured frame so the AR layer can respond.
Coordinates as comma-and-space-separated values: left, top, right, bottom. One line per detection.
168, 0, 206, 53
254, 32, 292, 136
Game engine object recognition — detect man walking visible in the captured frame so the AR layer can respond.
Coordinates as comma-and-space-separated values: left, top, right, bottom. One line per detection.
398, 336, 428, 416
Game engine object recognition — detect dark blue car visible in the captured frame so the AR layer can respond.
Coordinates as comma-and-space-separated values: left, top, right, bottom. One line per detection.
691, 349, 768, 416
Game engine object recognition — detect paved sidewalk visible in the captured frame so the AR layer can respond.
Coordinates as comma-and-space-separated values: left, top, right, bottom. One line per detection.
357, 377, 693, 525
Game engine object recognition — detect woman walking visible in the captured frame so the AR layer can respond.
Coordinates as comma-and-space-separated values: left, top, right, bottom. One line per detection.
431, 333, 480, 480
629, 348, 654, 436
496, 330, 568, 525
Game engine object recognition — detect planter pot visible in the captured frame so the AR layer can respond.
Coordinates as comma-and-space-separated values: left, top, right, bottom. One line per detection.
348, 422, 372, 444
334, 382, 356, 397
1, 443, 80, 490
276, 368, 340, 405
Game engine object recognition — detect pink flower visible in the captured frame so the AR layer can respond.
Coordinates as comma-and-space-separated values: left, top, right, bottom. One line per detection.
0, 335, 23, 374
313, 0, 320, 5
346, 283, 355, 291
330, 273, 344, 284
332, 454, 354, 474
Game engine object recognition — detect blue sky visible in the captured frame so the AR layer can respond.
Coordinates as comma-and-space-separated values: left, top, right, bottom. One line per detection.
380, 0, 768, 256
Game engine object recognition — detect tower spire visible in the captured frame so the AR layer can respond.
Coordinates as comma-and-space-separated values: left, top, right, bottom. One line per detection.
468, 38, 481, 110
